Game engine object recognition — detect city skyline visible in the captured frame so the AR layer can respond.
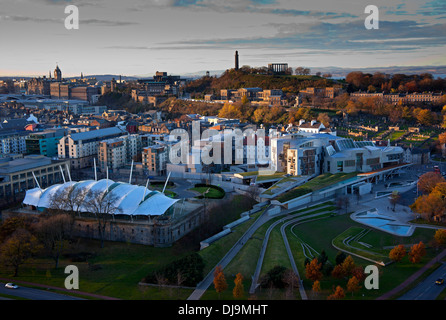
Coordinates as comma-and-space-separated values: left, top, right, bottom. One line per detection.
1, 0, 445, 77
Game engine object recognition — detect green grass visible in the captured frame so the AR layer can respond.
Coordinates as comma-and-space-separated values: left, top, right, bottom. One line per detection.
286, 213, 439, 299
332, 227, 391, 264
277, 173, 358, 203
388, 131, 406, 141
0, 239, 195, 300
190, 186, 225, 199
198, 209, 264, 277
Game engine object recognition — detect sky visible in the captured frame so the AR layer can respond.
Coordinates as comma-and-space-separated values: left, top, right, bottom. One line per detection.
1, 0, 445, 77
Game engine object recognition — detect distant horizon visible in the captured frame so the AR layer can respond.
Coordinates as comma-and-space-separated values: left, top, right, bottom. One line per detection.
2, 64, 446, 80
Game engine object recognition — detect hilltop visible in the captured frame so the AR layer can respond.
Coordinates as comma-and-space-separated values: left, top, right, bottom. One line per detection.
184, 68, 339, 99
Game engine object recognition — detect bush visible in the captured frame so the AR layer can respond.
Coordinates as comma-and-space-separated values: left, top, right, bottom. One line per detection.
143, 253, 205, 287
260, 265, 288, 289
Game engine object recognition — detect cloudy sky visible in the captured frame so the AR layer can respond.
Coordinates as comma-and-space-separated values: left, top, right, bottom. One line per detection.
1, 0, 445, 77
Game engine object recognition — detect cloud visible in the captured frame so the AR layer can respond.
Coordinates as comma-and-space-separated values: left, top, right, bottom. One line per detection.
149, 19, 446, 53
0, 14, 138, 27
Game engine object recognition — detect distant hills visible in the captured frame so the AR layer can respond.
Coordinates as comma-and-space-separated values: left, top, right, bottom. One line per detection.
2, 65, 445, 82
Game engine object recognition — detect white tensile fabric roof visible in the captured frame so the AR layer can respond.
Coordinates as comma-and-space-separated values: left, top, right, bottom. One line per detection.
23, 179, 179, 216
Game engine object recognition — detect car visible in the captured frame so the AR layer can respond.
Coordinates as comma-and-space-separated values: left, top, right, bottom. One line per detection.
435, 279, 444, 285
4, 283, 19, 289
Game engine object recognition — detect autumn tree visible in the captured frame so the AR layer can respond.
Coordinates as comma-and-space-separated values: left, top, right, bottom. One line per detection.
417, 172, 446, 194
409, 242, 426, 264
389, 245, 406, 263
327, 285, 345, 300
410, 193, 446, 222
347, 276, 362, 296
218, 103, 242, 119
0, 228, 42, 277
317, 113, 331, 127
305, 258, 323, 282
331, 255, 356, 279
233, 273, 244, 299
213, 266, 228, 299
434, 229, 446, 247
312, 280, 321, 298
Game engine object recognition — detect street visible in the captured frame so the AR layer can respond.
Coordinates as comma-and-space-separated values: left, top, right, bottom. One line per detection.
0, 282, 83, 300
398, 263, 446, 300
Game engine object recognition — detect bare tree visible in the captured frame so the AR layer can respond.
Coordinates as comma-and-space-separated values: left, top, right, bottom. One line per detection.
35, 214, 72, 269
49, 186, 88, 237
82, 190, 122, 248
283, 269, 299, 300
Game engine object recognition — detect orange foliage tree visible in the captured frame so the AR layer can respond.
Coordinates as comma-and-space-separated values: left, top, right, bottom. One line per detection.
347, 276, 362, 296
389, 245, 407, 263
305, 258, 323, 282
409, 242, 426, 264
434, 229, 446, 247
232, 273, 244, 299
417, 172, 446, 194
327, 286, 345, 300
213, 266, 228, 298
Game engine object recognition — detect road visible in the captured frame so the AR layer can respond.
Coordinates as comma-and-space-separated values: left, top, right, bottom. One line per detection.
0, 282, 83, 300
398, 263, 446, 300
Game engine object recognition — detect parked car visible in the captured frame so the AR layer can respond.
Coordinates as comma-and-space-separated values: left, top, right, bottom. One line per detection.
4, 283, 19, 289
435, 278, 444, 285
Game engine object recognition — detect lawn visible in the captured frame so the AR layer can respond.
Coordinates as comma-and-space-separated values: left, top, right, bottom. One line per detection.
287, 213, 438, 299
388, 131, 406, 141
0, 238, 195, 300
190, 186, 225, 199
277, 172, 358, 203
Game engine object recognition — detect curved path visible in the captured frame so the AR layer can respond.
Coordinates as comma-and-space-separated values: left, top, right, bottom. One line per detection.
249, 205, 334, 297
187, 205, 274, 300
280, 213, 333, 300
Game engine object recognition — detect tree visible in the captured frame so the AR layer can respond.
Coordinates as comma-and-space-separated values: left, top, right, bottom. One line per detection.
341, 255, 356, 277
233, 273, 244, 299
327, 285, 345, 300
347, 276, 361, 296
317, 113, 331, 127
410, 193, 446, 222
213, 266, 228, 299
389, 245, 406, 263
409, 242, 426, 264
283, 269, 299, 299
82, 189, 122, 248
335, 251, 347, 265
417, 172, 446, 194
332, 255, 356, 279
312, 280, 321, 297
260, 265, 288, 289
35, 214, 72, 269
0, 228, 42, 277
218, 103, 242, 119
434, 229, 446, 247
389, 191, 401, 211
305, 258, 323, 282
